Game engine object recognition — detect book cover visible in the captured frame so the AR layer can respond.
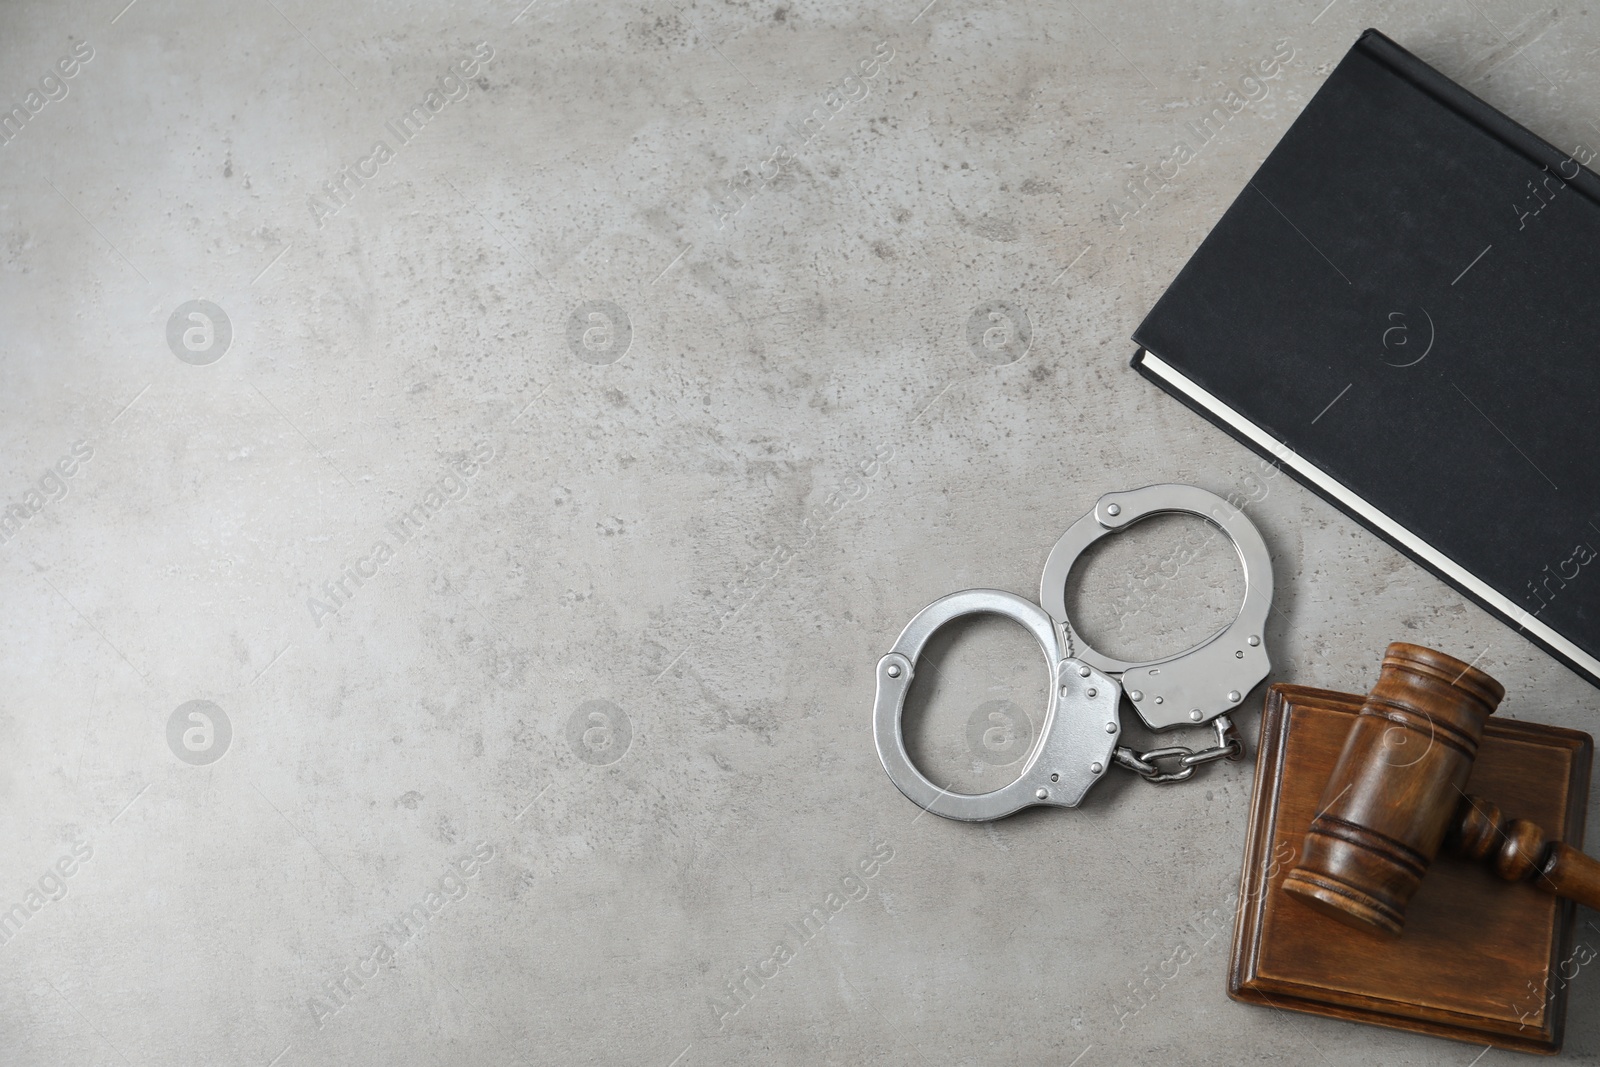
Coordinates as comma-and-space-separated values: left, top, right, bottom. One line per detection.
1132, 28, 1600, 687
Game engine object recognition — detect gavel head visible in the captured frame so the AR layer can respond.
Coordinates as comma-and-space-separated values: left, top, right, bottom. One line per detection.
1282, 642, 1506, 936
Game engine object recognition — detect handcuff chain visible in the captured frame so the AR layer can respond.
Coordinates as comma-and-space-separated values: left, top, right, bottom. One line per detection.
1112, 714, 1243, 785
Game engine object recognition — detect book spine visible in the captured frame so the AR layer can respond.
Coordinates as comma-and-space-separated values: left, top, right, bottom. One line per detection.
1355, 29, 1600, 203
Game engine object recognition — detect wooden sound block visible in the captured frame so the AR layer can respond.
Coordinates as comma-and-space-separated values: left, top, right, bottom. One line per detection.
1229, 684, 1594, 1054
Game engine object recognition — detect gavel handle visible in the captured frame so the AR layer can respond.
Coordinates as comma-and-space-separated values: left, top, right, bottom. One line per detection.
1445, 794, 1600, 911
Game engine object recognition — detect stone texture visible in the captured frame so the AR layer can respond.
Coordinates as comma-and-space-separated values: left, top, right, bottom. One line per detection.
0, 0, 1596, 1064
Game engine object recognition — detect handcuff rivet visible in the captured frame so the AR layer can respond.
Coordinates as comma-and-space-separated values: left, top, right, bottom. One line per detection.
874, 588, 1123, 819
1235, 650, 1244, 659
1228, 690, 1241, 703
1189, 709, 1202, 722
1129, 689, 1143, 701
1078, 665, 1091, 678
1086, 687, 1097, 698
1154, 696, 1164, 705
1105, 722, 1117, 733
1038, 483, 1273, 736
1060, 685, 1070, 696
1091, 762, 1104, 774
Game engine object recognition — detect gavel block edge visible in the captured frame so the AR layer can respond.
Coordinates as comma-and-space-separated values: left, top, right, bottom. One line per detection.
1229, 683, 1594, 1055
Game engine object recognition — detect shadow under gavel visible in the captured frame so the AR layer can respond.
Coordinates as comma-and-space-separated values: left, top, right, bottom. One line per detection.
1283, 642, 1600, 936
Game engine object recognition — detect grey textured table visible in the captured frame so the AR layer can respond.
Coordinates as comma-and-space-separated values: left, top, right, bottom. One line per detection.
2, 1, 1596, 1064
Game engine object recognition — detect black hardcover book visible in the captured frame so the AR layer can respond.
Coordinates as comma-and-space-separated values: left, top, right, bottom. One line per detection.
1132, 28, 1600, 688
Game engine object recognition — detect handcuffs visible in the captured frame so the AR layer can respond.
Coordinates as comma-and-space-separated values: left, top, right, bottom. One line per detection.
873, 484, 1272, 821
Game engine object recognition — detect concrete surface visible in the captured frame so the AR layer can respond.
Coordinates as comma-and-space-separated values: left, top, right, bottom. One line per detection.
1, 0, 1597, 1064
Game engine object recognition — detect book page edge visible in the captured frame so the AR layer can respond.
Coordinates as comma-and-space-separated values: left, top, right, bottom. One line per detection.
1137, 350, 1600, 684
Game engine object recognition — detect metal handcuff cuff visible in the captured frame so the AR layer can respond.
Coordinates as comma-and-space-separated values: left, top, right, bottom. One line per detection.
872, 484, 1272, 821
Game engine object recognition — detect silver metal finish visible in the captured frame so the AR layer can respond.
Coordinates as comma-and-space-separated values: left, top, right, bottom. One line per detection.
1112, 715, 1243, 784
1038, 484, 1273, 731
871, 589, 1121, 821
873, 484, 1272, 818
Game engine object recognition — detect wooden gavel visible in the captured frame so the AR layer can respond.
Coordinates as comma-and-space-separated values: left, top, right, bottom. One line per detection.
1283, 642, 1600, 936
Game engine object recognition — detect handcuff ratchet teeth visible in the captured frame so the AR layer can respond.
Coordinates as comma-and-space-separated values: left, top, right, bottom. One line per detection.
872, 484, 1273, 819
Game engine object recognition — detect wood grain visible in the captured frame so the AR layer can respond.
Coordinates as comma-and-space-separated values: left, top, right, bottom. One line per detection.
1228, 684, 1593, 1054
1447, 794, 1600, 911
1281, 643, 1505, 936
